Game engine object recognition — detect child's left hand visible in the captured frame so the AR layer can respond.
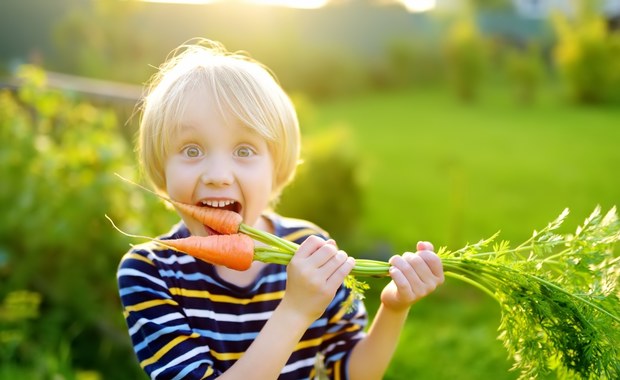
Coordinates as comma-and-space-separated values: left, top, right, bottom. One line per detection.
381, 241, 444, 311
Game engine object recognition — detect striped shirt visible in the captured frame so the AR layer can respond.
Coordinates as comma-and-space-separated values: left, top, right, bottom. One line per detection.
117, 213, 368, 380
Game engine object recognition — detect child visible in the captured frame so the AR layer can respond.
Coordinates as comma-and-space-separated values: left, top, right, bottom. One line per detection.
117, 38, 444, 380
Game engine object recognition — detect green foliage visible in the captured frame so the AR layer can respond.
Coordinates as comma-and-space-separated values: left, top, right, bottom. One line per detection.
369, 38, 446, 90
276, 125, 364, 242
443, 15, 486, 102
551, 11, 620, 104
292, 47, 368, 100
51, 0, 152, 83
0, 65, 172, 379
0, 290, 41, 361
439, 207, 620, 379
505, 42, 545, 104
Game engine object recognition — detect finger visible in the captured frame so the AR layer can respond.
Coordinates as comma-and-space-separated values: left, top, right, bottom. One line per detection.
326, 239, 338, 248
390, 252, 424, 293
326, 257, 355, 289
295, 235, 327, 259
403, 252, 437, 284
388, 264, 415, 300
318, 249, 348, 276
307, 243, 339, 268
417, 250, 445, 282
416, 241, 434, 252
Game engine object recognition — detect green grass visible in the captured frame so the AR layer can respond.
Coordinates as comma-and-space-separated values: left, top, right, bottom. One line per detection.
309, 86, 620, 252
303, 85, 620, 379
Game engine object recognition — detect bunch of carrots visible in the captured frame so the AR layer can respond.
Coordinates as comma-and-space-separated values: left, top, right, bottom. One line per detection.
111, 175, 620, 379
110, 175, 392, 278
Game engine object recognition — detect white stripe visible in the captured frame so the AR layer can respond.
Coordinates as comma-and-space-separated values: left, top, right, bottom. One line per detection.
128, 313, 187, 336
151, 346, 211, 379
185, 308, 273, 323
281, 357, 316, 374
129, 242, 195, 265
118, 268, 167, 289
148, 251, 196, 265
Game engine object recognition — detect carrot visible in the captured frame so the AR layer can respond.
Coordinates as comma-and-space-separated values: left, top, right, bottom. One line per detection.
171, 202, 242, 235
106, 215, 253, 270
115, 174, 242, 234
160, 234, 254, 271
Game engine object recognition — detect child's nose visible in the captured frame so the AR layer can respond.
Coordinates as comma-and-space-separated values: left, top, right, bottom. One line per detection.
200, 156, 234, 186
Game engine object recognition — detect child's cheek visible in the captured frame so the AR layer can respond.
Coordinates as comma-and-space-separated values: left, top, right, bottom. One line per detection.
164, 161, 195, 204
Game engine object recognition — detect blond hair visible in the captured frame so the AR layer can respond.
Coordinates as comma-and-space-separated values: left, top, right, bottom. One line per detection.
138, 38, 300, 201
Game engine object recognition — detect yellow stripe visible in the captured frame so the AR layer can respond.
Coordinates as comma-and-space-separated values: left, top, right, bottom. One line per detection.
329, 325, 361, 341
294, 324, 361, 352
124, 252, 154, 266
211, 350, 244, 361
125, 298, 179, 313
281, 228, 317, 243
334, 359, 342, 380
140, 333, 200, 368
295, 337, 323, 350
201, 366, 214, 379
169, 288, 285, 304
328, 293, 354, 324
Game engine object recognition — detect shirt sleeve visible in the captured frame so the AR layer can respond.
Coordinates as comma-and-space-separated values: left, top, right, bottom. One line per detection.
319, 284, 368, 380
117, 247, 221, 380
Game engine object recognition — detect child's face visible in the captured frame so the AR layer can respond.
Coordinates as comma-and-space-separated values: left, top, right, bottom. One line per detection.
164, 90, 275, 236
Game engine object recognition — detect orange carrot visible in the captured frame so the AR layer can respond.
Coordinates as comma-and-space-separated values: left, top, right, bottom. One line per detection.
170, 202, 242, 235
158, 234, 254, 271
115, 174, 242, 234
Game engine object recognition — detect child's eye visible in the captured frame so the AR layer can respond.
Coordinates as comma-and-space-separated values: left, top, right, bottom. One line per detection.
183, 145, 203, 158
235, 146, 254, 158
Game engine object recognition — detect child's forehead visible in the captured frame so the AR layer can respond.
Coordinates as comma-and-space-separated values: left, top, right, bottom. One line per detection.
169, 99, 267, 141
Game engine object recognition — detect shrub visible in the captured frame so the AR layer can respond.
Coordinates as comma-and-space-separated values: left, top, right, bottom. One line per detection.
0, 65, 173, 379
443, 15, 486, 102
505, 42, 545, 104
551, 11, 620, 104
276, 125, 364, 243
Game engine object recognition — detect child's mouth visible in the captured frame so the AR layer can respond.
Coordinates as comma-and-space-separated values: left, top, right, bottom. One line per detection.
197, 200, 242, 235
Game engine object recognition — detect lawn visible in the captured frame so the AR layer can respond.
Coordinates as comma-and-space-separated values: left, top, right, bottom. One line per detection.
309, 85, 620, 252
302, 85, 620, 379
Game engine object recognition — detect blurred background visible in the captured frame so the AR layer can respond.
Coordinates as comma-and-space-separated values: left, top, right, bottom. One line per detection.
1, 0, 619, 379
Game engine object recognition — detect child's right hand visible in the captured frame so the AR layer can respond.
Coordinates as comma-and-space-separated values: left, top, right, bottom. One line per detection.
281, 235, 355, 323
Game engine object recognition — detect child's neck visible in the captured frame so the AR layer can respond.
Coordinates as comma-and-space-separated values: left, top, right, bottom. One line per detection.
215, 261, 268, 288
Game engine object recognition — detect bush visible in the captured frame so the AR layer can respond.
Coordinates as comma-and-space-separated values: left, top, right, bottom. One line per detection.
276, 125, 364, 244
443, 15, 486, 102
505, 42, 545, 104
0, 65, 174, 379
551, 11, 620, 104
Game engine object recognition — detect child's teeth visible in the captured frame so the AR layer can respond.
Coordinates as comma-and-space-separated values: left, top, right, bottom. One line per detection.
203, 200, 233, 207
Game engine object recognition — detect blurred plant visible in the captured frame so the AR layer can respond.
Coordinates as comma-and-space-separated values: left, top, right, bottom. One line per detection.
0, 290, 41, 361
443, 13, 486, 102
370, 38, 445, 90
276, 125, 364, 244
51, 0, 152, 83
0, 65, 172, 378
551, 5, 620, 104
293, 47, 368, 100
505, 42, 545, 104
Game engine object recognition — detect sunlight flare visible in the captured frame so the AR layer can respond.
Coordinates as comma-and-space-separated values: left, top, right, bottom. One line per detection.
396, 0, 436, 13
140, 0, 329, 9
